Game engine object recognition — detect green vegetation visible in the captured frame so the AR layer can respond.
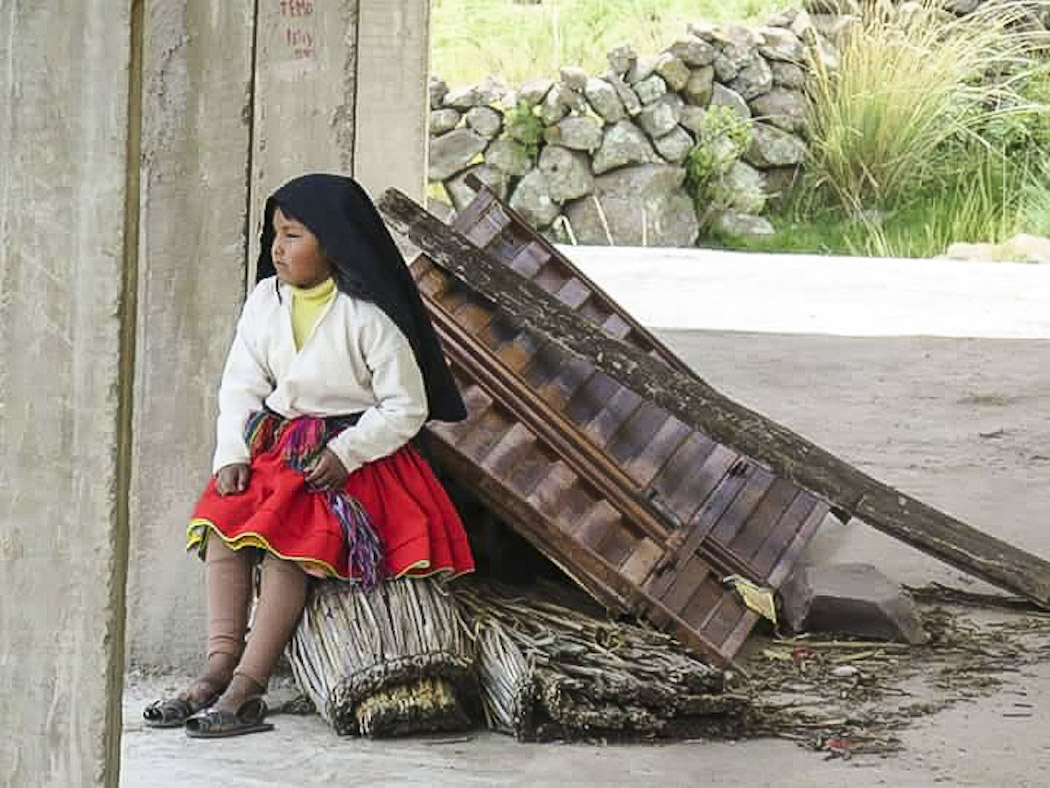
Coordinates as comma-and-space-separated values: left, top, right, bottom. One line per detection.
503, 100, 546, 162
431, 0, 1050, 259
431, 0, 799, 86
740, 1, 1050, 258
683, 106, 753, 212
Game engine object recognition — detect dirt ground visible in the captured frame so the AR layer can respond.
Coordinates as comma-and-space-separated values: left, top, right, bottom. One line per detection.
120, 248, 1050, 786
121, 329, 1050, 787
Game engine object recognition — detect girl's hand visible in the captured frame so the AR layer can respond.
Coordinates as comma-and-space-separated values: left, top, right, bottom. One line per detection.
305, 449, 349, 491
216, 463, 251, 496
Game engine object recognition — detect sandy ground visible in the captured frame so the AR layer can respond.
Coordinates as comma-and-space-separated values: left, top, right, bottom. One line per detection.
121, 249, 1050, 787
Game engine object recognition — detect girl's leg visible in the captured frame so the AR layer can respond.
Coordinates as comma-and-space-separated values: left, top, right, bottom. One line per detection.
181, 536, 254, 706
213, 553, 308, 712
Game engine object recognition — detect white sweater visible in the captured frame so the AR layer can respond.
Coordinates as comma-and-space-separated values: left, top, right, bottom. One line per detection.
212, 277, 429, 474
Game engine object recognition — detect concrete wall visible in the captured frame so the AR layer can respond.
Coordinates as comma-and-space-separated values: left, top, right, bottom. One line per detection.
353, 0, 431, 202
125, 1, 256, 671
0, 4, 135, 787
247, 0, 361, 273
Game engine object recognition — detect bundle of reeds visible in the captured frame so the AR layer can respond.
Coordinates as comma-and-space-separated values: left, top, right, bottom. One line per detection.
287, 577, 475, 737
455, 581, 748, 742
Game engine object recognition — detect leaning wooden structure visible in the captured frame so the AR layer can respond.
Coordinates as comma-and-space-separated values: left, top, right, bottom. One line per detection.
375, 184, 1050, 668
398, 186, 832, 668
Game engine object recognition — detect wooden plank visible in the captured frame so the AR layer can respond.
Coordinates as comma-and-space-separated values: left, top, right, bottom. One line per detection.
449, 290, 495, 335
479, 423, 535, 479
596, 523, 637, 569
426, 437, 738, 667
532, 261, 570, 294
507, 241, 550, 279
768, 500, 831, 588
692, 591, 749, 649
584, 386, 644, 450
620, 538, 664, 586
554, 277, 592, 309
645, 463, 749, 600
537, 357, 595, 411
453, 400, 512, 464
622, 415, 693, 489
709, 466, 776, 546
606, 400, 669, 466
648, 434, 719, 524
525, 461, 580, 518
659, 555, 714, 614
750, 493, 820, 580
601, 313, 633, 340
680, 575, 734, 630
508, 445, 557, 499
520, 338, 567, 392
721, 611, 762, 660
574, 500, 624, 549
449, 177, 496, 237
380, 187, 1050, 609
728, 478, 802, 566
564, 371, 622, 429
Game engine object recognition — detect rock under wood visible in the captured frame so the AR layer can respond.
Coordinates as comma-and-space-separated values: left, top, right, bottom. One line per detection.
779, 563, 929, 645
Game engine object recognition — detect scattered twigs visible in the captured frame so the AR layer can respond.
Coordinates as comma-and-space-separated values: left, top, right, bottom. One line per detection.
742, 603, 1050, 758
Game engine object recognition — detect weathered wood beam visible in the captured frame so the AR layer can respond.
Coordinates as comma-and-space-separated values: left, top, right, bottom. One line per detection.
379, 188, 1050, 607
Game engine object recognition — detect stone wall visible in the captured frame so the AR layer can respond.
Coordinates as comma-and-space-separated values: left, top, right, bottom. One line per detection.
428, 12, 829, 245
427, 0, 1050, 246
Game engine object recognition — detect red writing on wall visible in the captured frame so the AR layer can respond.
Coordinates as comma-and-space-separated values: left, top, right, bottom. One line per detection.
279, 0, 315, 60
280, 0, 314, 16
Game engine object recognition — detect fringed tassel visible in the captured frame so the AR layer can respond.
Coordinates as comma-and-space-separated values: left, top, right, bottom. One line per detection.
327, 491, 385, 591
281, 418, 328, 470
244, 410, 383, 589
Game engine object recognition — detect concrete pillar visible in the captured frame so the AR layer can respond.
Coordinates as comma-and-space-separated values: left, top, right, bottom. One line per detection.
248, 0, 361, 273
0, 4, 136, 787
353, 0, 431, 202
125, 2, 256, 670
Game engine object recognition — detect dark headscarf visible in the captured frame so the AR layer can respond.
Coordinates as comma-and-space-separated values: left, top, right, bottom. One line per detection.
257, 173, 466, 423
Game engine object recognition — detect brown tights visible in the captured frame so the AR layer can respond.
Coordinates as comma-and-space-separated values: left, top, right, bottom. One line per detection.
184, 538, 308, 713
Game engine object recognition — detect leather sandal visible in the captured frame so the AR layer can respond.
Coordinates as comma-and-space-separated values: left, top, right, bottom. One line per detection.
185, 696, 274, 739
142, 678, 222, 728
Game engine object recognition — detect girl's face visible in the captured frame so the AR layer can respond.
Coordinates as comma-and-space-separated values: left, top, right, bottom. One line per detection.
271, 207, 332, 288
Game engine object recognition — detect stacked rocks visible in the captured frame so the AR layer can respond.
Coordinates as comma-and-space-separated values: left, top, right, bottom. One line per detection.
428, 16, 832, 245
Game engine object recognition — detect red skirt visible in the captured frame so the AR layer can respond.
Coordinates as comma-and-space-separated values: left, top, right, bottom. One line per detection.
187, 420, 474, 583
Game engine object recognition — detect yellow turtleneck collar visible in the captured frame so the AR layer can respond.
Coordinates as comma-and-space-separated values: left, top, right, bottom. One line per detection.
289, 276, 336, 302
289, 277, 336, 350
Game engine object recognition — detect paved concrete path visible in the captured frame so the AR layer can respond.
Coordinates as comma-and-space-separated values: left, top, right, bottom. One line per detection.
560, 245, 1050, 338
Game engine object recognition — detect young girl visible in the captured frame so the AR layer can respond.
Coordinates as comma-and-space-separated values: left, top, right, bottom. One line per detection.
144, 173, 474, 737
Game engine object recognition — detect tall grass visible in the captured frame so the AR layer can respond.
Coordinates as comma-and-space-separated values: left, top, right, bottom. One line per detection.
431, 0, 800, 86
804, 1, 1049, 213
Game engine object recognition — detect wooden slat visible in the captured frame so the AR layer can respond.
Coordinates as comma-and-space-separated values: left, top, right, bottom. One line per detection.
507, 241, 550, 279
728, 479, 802, 566
575, 500, 623, 548
768, 499, 831, 587
647, 434, 719, 523
620, 538, 664, 586
606, 401, 669, 466
525, 460, 580, 518
564, 371, 621, 429
709, 466, 776, 546
584, 387, 644, 450
624, 415, 693, 489
750, 493, 821, 580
